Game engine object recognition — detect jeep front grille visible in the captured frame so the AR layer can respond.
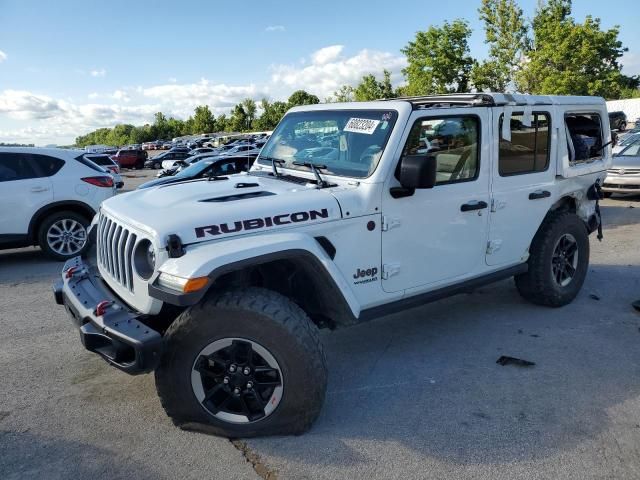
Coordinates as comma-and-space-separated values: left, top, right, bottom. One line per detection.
97, 214, 137, 292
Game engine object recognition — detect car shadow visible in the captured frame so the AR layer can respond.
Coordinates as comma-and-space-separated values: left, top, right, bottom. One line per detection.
247, 263, 640, 467
0, 431, 159, 480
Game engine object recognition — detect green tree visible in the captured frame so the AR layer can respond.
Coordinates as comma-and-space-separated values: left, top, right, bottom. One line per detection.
401, 19, 474, 95
241, 98, 257, 130
254, 99, 289, 130
106, 124, 134, 147
472, 0, 529, 91
329, 85, 355, 103
354, 70, 396, 101
287, 90, 320, 107
228, 104, 248, 132
214, 114, 228, 132
191, 105, 216, 134
515, 0, 628, 98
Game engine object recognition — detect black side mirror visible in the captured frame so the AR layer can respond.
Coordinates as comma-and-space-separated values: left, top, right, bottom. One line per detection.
391, 154, 437, 198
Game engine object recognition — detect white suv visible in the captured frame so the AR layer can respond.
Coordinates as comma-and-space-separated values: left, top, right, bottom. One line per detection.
0, 148, 116, 260
55, 94, 609, 437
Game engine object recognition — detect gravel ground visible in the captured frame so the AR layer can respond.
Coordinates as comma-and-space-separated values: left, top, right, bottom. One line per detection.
1, 172, 639, 479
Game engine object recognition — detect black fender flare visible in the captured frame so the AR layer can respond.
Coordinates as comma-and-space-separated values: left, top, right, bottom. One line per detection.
148, 249, 357, 326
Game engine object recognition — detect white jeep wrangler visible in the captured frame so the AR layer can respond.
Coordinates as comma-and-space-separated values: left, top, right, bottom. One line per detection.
54, 94, 610, 437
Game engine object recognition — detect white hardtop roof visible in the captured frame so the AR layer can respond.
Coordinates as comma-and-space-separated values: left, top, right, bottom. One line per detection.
289, 93, 605, 113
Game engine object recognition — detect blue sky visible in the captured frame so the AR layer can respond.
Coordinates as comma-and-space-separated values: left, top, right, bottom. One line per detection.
1, 0, 639, 144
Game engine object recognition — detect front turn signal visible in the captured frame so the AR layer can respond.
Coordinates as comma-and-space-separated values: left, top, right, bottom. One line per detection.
183, 276, 209, 293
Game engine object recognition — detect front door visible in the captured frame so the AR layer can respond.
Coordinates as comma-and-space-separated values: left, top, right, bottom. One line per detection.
381, 109, 491, 293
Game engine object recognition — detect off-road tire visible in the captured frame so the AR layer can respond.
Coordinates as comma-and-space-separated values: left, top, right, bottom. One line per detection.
37, 210, 91, 261
155, 287, 327, 437
515, 211, 589, 307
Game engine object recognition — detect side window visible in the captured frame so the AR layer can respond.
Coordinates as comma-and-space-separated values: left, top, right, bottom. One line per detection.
401, 116, 480, 185
0, 153, 39, 182
31, 154, 65, 177
499, 112, 550, 176
215, 161, 237, 175
565, 113, 603, 164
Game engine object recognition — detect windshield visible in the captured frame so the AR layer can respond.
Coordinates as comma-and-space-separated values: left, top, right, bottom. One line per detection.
620, 142, 640, 157
257, 109, 398, 178
175, 160, 213, 178
619, 133, 640, 146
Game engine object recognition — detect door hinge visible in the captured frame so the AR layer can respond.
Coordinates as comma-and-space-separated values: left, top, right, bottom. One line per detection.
382, 263, 401, 280
486, 240, 502, 255
381, 216, 401, 232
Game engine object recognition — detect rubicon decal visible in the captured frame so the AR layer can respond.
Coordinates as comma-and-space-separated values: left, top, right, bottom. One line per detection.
353, 267, 379, 285
195, 208, 330, 238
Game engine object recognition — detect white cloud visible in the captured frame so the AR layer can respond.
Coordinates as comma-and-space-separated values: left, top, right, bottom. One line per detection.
168, 77, 177, 83
142, 78, 268, 117
111, 90, 130, 102
265, 25, 285, 32
311, 45, 344, 65
0, 50, 7, 63
89, 68, 106, 77
0, 45, 408, 144
271, 45, 406, 99
0, 90, 65, 120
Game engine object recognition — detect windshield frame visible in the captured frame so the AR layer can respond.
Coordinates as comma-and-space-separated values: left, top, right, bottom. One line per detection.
256, 108, 399, 179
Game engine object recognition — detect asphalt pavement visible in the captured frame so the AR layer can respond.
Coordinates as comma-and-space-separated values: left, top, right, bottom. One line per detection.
1, 170, 639, 479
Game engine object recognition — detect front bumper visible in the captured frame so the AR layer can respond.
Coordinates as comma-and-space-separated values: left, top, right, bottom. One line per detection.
603, 175, 640, 193
53, 257, 162, 375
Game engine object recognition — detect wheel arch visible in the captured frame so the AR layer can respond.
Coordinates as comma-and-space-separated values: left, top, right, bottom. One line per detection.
208, 249, 357, 328
549, 195, 577, 214
152, 234, 361, 328
28, 201, 96, 241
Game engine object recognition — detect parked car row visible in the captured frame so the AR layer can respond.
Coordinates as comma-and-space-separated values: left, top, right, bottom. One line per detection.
142, 140, 173, 150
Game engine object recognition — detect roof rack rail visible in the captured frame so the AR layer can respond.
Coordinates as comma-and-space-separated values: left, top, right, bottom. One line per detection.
381, 94, 496, 109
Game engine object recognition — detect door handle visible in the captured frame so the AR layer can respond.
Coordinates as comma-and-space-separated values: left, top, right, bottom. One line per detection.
460, 200, 488, 212
30, 187, 49, 193
529, 190, 551, 200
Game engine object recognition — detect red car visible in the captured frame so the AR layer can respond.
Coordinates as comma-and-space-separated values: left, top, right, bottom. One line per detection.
110, 149, 147, 169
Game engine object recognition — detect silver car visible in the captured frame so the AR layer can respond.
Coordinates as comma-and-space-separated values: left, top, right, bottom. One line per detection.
603, 141, 640, 196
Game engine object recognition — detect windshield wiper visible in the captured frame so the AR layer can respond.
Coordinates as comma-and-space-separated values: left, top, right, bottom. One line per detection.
292, 161, 328, 188
258, 156, 285, 177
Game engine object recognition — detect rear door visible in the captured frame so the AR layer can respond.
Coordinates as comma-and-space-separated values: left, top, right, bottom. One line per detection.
486, 107, 556, 266
0, 152, 53, 235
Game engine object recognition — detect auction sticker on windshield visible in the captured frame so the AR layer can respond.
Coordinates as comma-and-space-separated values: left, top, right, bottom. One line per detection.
344, 118, 380, 135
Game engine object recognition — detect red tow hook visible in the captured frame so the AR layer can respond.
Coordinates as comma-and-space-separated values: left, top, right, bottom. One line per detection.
95, 300, 113, 317
65, 266, 78, 279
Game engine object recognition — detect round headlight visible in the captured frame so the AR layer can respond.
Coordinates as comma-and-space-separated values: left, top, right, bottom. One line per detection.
134, 239, 156, 280
146, 243, 156, 270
